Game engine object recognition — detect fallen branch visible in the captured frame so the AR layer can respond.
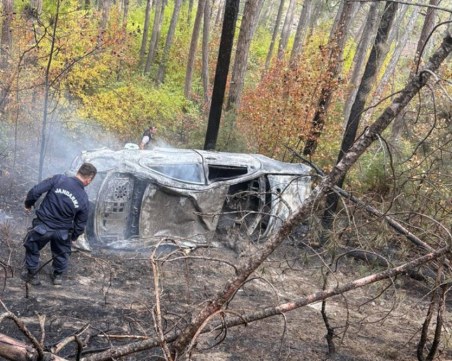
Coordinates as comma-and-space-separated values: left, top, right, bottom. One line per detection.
0, 332, 67, 361
77, 246, 450, 361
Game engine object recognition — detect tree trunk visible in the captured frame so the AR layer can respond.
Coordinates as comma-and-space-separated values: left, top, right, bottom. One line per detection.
308, 0, 323, 35
413, 0, 440, 71
144, 0, 165, 74
187, 0, 194, 24
203, 0, 239, 151
302, 0, 355, 156
226, 0, 263, 112
1, 0, 13, 68
0, 333, 68, 361
277, 0, 295, 60
156, 0, 183, 84
30, 0, 42, 14
99, 0, 110, 41
256, 0, 270, 29
264, 0, 285, 71
343, 1, 380, 121
122, 0, 129, 27
139, 0, 153, 63
39, 0, 61, 181
184, 0, 206, 98
214, 0, 225, 27
321, 1, 398, 235
289, 0, 313, 66
201, 0, 211, 103
369, 6, 420, 139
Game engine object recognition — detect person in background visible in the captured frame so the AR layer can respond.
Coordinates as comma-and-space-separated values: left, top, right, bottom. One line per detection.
139, 125, 157, 149
21, 163, 97, 286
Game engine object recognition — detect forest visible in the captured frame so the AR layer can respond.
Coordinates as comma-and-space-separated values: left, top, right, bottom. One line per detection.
0, 0, 451, 360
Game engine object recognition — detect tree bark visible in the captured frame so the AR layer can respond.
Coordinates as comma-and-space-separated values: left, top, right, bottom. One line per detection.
343, 1, 380, 122
201, 0, 211, 103
227, 0, 263, 112
156, 0, 183, 84
139, 0, 153, 63
122, 0, 129, 27
187, 0, 194, 24
98, 0, 111, 43
0, 333, 68, 361
372, 6, 420, 139
214, 0, 225, 27
30, 0, 42, 14
39, 0, 61, 181
184, 0, 206, 98
144, 0, 166, 74
264, 0, 285, 71
289, 0, 313, 66
203, 0, 239, 150
1, 0, 13, 68
277, 0, 295, 60
302, 0, 355, 156
413, 0, 440, 70
321, 1, 398, 234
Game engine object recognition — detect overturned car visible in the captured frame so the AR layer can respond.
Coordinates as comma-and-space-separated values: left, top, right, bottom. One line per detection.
68, 147, 312, 249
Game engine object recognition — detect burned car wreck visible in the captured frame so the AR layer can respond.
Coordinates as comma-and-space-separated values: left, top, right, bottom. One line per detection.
68, 147, 312, 249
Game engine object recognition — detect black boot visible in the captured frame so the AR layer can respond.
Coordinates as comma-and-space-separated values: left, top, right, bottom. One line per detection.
51, 271, 63, 286
20, 269, 41, 286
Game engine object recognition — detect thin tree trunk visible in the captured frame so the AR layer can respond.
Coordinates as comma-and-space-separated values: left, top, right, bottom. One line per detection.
39, 0, 61, 181
122, 0, 129, 27
98, 0, 110, 42
187, 0, 194, 24
413, 0, 440, 70
139, 0, 153, 62
227, 0, 263, 111
257, 0, 272, 29
308, 0, 323, 35
321, 1, 398, 236
156, 0, 183, 84
144, 0, 165, 74
289, 0, 313, 66
277, 0, 295, 60
343, 1, 380, 121
203, 0, 239, 150
1, 0, 13, 78
264, 0, 285, 71
302, 0, 355, 156
369, 6, 420, 139
30, 0, 42, 14
214, 0, 225, 27
201, 0, 211, 103
184, 0, 206, 98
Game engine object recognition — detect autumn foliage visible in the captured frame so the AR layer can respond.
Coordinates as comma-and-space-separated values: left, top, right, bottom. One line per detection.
238, 45, 343, 162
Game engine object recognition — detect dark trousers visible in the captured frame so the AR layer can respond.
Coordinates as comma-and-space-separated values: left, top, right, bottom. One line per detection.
23, 220, 71, 274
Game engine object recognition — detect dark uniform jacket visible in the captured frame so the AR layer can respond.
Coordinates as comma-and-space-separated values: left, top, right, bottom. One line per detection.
24, 174, 89, 241
141, 128, 154, 149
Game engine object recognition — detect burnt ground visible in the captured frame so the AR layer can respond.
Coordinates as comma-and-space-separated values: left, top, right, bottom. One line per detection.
0, 172, 452, 361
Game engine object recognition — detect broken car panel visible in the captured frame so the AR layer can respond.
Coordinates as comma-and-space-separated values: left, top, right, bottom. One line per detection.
68, 147, 312, 249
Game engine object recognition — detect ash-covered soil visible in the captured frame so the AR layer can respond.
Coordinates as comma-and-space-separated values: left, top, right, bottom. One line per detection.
0, 173, 451, 361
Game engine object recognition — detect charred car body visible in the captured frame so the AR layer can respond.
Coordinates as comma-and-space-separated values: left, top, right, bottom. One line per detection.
68, 147, 312, 249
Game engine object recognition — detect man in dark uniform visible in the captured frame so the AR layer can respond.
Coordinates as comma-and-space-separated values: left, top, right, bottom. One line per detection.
21, 163, 97, 286
139, 125, 157, 149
